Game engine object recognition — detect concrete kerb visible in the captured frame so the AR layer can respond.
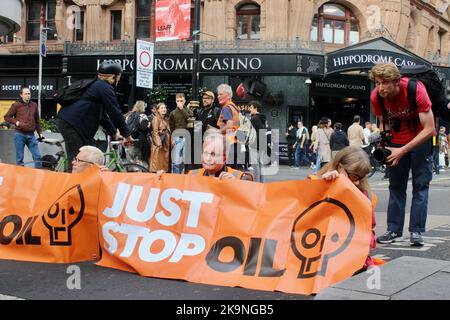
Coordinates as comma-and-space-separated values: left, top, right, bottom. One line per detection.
315, 256, 450, 300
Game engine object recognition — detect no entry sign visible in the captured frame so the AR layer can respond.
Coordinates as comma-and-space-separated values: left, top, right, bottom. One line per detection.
136, 39, 154, 89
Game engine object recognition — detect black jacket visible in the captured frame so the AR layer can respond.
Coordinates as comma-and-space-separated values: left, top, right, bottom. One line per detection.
286, 127, 297, 145
330, 129, 349, 151
250, 113, 266, 150
57, 79, 130, 140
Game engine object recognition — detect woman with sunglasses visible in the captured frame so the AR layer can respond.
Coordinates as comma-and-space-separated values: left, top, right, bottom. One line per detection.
311, 146, 382, 270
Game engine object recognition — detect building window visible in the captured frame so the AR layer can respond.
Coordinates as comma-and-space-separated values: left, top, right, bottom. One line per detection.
27, 0, 57, 41
236, 3, 260, 40
2, 33, 14, 43
111, 10, 122, 41
310, 3, 359, 45
136, 0, 151, 39
74, 11, 85, 42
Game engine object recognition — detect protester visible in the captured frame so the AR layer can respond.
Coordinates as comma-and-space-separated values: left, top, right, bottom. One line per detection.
150, 102, 171, 173
125, 100, 150, 168
347, 115, 365, 147
314, 146, 378, 270
71, 145, 105, 173
169, 93, 189, 174
56, 61, 133, 170
4, 87, 43, 168
369, 62, 435, 246
330, 122, 349, 159
217, 83, 241, 168
157, 133, 253, 181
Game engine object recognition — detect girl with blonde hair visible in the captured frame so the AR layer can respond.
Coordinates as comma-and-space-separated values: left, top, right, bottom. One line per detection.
315, 146, 381, 270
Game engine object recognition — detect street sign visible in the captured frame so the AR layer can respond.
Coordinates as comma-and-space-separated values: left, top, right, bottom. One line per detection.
136, 39, 154, 89
39, 31, 47, 57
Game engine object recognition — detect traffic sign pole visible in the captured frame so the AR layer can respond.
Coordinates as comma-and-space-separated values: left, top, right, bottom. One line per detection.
38, 28, 47, 117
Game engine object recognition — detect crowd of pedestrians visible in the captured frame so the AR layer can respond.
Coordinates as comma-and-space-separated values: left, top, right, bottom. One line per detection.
285, 114, 383, 173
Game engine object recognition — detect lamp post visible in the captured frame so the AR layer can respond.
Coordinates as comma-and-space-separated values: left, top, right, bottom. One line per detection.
190, 0, 201, 111
305, 78, 312, 128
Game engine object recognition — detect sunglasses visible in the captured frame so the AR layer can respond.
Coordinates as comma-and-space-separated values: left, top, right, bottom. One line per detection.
345, 170, 365, 182
73, 157, 95, 165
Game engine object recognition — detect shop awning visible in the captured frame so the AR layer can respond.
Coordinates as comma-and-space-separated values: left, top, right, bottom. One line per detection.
325, 37, 431, 76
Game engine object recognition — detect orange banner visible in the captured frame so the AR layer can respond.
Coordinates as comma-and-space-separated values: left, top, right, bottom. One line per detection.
96, 172, 372, 295
0, 164, 100, 263
155, 0, 191, 42
0, 163, 372, 294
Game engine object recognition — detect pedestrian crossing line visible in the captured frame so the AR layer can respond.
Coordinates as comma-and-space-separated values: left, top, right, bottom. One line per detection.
0, 294, 24, 300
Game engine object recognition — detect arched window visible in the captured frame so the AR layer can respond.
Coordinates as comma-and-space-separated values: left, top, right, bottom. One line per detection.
236, 3, 260, 40
310, 3, 359, 45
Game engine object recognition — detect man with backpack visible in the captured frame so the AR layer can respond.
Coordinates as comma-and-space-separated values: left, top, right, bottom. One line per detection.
369, 62, 436, 247
56, 61, 133, 170
294, 121, 309, 167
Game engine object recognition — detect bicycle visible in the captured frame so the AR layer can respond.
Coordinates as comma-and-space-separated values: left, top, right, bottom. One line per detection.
24, 137, 149, 173
104, 139, 149, 172
23, 138, 69, 171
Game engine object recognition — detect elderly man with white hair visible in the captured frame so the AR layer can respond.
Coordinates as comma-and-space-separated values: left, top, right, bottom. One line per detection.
216, 83, 241, 169
71, 145, 105, 173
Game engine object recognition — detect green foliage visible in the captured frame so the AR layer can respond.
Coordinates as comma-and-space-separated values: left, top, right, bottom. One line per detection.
146, 87, 168, 104
40, 118, 59, 132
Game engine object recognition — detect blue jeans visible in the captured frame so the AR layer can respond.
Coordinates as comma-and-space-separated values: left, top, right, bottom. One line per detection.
294, 144, 306, 167
14, 131, 41, 168
387, 141, 433, 234
171, 137, 185, 174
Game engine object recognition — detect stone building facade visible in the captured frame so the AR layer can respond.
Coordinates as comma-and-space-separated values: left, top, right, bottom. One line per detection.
1, 0, 449, 64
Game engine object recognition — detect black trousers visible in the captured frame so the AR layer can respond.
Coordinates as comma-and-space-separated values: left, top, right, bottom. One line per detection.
287, 143, 295, 166
56, 118, 94, 171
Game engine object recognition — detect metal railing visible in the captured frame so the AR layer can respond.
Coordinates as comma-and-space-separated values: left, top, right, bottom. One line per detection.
64, 39, 325, 55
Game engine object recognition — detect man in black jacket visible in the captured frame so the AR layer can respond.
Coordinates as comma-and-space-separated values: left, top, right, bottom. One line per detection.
56, 61, 133, 170
285, 122, 297, 167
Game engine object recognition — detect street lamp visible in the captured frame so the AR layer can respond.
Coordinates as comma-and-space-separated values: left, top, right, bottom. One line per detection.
189, 0, 201, 117
38, 26, 52, 116
305, 78, 312, 128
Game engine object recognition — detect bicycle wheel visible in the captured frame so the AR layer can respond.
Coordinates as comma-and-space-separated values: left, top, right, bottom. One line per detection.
114, 163, 149, 173
22, 160, 56, 170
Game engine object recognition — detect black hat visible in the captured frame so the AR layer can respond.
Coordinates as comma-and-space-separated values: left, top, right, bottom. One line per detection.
98, 61, 123, 75
319, 116, 329, 124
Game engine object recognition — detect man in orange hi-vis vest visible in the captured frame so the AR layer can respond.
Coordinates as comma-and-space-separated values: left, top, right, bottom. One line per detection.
189, 133, 253, 180
216, 83, 241, 169
156, 133, 253, 181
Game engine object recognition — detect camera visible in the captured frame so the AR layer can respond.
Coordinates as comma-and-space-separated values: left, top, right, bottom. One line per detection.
369, 130, 393, 164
